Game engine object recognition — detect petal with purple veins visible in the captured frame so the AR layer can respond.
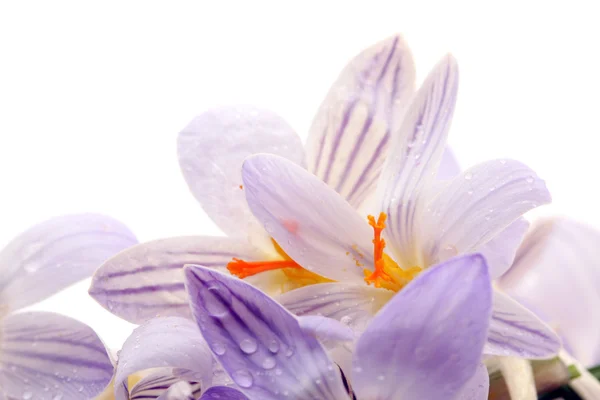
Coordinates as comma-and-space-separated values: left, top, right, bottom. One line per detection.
89, 236, 264, 324
184, 265, 347, 400
177, 106, 304, 252
200, 386, 249, 400
114, 317, 213, 400
242, 154, 374, 282
352, 254, 492, 400
129, 370, 201, 400
484, 290, 560, 359
379, 55, 459, 267
0, 214, 137, 312
422, 159, 551, 268
455, 363, 490, 400
0, 311, 113, 400
306, 35, 416, 209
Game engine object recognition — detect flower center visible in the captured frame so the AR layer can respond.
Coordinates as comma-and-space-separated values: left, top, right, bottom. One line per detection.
363, 212, 422, 292
227, 240, 332, 288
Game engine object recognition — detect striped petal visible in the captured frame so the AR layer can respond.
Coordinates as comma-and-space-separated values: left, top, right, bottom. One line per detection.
352, 254, 492, 399
485, 290, 560, 358
379, 54, 459, 267
298, 316, 355, 345
0, 214, 137, 312
200, 386, 249, 400
498, 217, 600, 366
456, 363, 490, 400
130, 370, 201, 400
422, 160, 551, 268
177, 106, 304, 253
114, 317, 213, 400
0, 311, 113, 400
184, 265, 348, 400
306, 35, 416, 209
277, 283, 392, 333
89, 236, 263, 324
242, 154, 374, 282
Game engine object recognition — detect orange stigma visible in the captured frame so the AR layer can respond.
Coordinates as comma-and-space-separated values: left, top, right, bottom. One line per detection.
363, 212, 422, 291
227, 258, 302, 279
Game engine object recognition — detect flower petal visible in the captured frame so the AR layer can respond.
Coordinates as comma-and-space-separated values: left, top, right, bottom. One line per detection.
456, 363, 490, 400
277, 282, 392, 332
0, 214, 137, 312
130, 370, 201, 400
200, 386, 249, 400
498, 217, 600, 366
0, 311, 113, 400
422, 159, 551, 267
436, 147, 461, 181
306, 35, 416, 209
298, 316, 355, 344
379, 55, 459, 267
89, 236, 263, 324
485, 290, 560, 358
242, 154, 374, 282
352, 254, 492, 400
177, 106, 304, 251
477, 217, 529, 279
184, 265, 347, 400
497, 357, 536, 400
114, 317, 213, 400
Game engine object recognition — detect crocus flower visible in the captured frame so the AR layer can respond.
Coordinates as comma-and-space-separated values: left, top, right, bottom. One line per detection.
235, 53, 560, 359
0, 214, 137, 400
498, 217, 600, 367
89, 34, 418, 324
182, 254, 493, 399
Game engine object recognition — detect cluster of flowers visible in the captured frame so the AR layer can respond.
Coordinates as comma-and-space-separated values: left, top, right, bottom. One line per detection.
1, 35, 598, 400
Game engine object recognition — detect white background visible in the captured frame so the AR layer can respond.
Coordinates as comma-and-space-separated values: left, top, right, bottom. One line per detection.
1, 1, 599, 349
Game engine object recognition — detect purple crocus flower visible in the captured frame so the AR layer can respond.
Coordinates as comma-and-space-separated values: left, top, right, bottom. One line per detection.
182, 254, 493, 399
0, 214, 137, 399
88, 34, 418, 324
498, 217, 600, 367
232, 54, 560, 360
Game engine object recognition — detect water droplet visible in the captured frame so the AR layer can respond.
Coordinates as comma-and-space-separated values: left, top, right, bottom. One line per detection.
285, 347, 295, 357
240, 338, 258, 354
340, 315, 352, 326
52, 395, 63, 400
354, 366, 363, 373
22, 392, 33, 400
203, 280, 232, 318
489, 186, 496, 192
464, 173, 472, 180
377, 375, 385, 381
315, 378, 322, 384
268, 340, 279, 353
499, 159, 507, 165
232, 369, 253, 388
526, 176, 535, 184
262, 357, 276, 369
439, 245, 457, 260
212, 342, 226, 355
274, 368, 283, 376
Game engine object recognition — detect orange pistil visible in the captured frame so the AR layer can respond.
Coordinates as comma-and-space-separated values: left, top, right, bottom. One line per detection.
363, 212, 423, 291
227, 258, 302, 279
364, 212, 392, 286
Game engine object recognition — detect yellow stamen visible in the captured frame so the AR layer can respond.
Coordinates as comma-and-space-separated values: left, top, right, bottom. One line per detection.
363, 212, 423, 292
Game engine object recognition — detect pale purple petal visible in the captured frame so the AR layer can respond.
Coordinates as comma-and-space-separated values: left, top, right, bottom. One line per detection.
436, 147, 461, 181
89, 236, 263, 324
422, 159, 551, 267
114, 317, 213, 400
352, 254, 492, 400
306, 35, 416, 209
200, 386, 249, 400
477, 218, 529, 278
242, 154, 374, 282
485, 290, 560, 358
0, 214, 137, 312
277, 282, 392, 332
130, 370, 201, 400
177, 106, 304, 252
184, 265, 347, 400
298, 316, 355, 344
498, 217, 600, 366
0, 311, 113, 400
155, 381, 193, 400
455, 363, 490, 400
379, 55, 459, 267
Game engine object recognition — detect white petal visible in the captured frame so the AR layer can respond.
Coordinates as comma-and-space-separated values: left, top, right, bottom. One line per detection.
306, 35, 416, 209
476, 217, 529, 279
177, 106, 304, 251
497, 357, 536, 400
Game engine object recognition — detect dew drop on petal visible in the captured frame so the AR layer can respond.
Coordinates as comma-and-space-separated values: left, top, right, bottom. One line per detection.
22, 392, 33, 400
212, 342, 226, 355
464, 172, 472, 180
204, 280, 232, 318
262, 356, 276, 369
240, 338, 258, 354
232, 369, 254, 388
268, 340, 280, 353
